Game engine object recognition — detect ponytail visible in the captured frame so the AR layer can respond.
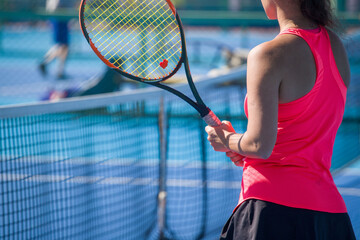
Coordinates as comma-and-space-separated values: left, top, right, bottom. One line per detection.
299, 0, 338, 28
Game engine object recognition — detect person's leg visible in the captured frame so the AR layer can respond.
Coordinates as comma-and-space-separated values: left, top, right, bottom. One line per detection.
56, 44, 69, 79
39, 44, 60, 76
54, 20, 69, 79
39, 20, 69, 78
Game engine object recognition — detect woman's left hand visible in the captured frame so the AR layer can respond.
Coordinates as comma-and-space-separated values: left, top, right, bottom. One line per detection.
226, 151, 245, 167
205, 121, 236, 152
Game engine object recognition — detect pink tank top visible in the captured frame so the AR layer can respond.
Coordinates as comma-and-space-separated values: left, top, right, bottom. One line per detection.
240, 26, 348, 213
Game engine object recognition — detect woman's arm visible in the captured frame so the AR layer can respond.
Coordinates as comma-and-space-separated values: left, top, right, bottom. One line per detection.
206, 41, 283, 159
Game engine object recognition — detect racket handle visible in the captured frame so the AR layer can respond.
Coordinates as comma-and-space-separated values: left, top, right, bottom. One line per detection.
202, 110, 221, 127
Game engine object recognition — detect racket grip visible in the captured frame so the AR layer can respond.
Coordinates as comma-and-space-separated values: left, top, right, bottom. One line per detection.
202, 110, 221, 127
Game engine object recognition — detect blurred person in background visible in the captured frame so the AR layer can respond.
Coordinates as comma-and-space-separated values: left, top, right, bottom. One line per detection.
205, 0, 357, 239
42, 59, 138, 101
39, 0, 70, 79
42, 68, 137, 101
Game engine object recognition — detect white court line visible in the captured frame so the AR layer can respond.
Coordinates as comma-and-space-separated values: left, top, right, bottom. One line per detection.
0, 155, 236, 169
6, 157, 360, 173
338, 187, 360, 197
335, 168, 360, 176
0, 173, 240, 189
1, 173, 359, 194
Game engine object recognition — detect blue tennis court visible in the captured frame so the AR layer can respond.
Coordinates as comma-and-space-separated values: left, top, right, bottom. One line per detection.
1, 6, 360, 239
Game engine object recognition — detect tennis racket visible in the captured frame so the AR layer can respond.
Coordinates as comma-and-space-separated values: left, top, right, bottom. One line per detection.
79, 0, 221, 126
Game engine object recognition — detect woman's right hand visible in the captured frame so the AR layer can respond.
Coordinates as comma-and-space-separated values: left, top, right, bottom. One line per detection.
226, 151, 245, 167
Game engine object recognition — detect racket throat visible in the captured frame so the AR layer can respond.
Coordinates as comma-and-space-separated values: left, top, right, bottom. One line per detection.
202, 109, 222, 127
183, 59, 206, 108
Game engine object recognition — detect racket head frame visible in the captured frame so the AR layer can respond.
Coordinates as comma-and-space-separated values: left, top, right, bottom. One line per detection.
79, 0, 185, 83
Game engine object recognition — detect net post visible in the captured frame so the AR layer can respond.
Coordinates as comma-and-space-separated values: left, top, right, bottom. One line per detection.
158, 96, 168, 240
196, 118, 208, 240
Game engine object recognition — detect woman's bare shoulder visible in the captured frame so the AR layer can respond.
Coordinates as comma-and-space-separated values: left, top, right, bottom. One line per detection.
326, 28, 351, 87
248, 34, 310, 78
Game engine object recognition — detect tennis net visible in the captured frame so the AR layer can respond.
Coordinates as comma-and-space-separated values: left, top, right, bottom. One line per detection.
0, 67, 247, 240
0, 65, 359, 240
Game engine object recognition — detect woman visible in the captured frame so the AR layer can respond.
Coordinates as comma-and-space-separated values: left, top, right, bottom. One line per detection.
205, 0, 356, 239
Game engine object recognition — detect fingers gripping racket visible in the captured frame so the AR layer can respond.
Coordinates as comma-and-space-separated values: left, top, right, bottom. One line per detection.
79, 0, 221, 126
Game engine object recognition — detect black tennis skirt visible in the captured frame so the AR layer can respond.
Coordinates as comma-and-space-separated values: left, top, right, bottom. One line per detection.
220, 199, 356, 240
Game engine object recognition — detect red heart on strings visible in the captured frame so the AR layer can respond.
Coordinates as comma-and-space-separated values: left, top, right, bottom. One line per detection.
160, 59, 168, 69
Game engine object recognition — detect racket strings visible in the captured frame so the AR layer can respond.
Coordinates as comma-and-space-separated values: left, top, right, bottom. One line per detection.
93, 0, 153, 49
96, 3, 152, 53
110, 1, 180, 74
86, 0, 145, 58
90, 0, 179, 77
123, 19, 180, 75
106, 2, 172, 66
91, 0, 136, 39
84, 0, 182, 80
91, 1, 123, 33
87, 0, 139, 53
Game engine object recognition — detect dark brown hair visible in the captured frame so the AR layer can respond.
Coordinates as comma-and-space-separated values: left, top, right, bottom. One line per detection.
299, 0, 338, 28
